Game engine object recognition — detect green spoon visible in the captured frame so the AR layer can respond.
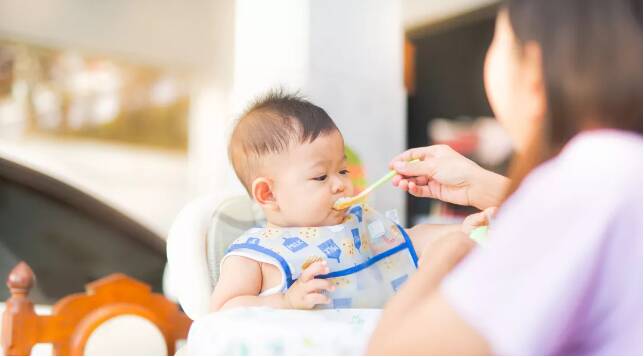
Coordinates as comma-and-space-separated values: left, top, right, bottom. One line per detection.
333, 159, 420, 210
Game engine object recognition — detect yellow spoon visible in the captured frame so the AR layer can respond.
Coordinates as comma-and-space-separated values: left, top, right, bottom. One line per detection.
333, 159, 420, 210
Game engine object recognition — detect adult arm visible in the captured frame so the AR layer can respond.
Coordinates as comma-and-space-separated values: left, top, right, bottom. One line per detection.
367, 232, 491, 354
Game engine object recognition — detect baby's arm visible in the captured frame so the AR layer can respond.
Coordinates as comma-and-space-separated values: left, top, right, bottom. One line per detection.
210, 256, 335, 312
210, 255, 286, 311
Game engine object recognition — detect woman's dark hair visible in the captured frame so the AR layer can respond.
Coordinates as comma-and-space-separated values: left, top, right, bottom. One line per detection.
501, 0, 643, 197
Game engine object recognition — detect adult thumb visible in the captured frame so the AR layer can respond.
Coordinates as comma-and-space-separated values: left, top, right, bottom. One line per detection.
393, 159, 435, 177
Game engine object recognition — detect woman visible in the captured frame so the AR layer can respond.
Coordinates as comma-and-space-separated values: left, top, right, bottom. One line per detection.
368, 0, 642, 355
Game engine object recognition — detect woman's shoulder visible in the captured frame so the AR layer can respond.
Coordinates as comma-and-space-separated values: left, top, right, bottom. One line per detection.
517, 130, 641, 203
558, 129, 642, 180
494, 130, 641, 242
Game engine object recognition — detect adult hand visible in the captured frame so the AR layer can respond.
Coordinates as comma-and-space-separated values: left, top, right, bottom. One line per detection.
461, 207, 498, 234
389, 145, 509, 210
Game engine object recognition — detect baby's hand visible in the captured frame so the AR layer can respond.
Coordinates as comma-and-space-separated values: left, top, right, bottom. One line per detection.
461, 207, 497, 234
284, 260, 335, 309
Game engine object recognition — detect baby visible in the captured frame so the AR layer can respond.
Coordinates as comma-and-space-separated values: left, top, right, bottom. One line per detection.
210, 91, 480, 311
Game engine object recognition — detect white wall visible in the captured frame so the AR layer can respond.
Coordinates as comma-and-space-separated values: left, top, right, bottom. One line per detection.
207, 0, 407, 214
186, 0, 237, 199
189, 0, 314, 199
308, 0, 406, 215
232, 0, 311, 110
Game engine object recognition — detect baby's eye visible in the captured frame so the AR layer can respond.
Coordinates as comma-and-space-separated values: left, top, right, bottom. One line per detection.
339, 169, 350, 175
312, 175, 328, 181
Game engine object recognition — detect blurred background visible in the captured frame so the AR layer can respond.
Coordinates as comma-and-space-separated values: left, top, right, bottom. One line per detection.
0, 0, 513, 305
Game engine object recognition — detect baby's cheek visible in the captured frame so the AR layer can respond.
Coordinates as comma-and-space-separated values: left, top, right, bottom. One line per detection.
346, 180, 355, 196
313, 197, 329, 216
298, 199, 322, 222
288, 189, 329, 225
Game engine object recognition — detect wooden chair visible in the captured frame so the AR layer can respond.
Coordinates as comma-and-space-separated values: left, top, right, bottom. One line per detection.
2, 262, 192, 355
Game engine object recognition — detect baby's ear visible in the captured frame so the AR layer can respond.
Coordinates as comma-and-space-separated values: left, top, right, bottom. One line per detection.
251, 177, 278, 211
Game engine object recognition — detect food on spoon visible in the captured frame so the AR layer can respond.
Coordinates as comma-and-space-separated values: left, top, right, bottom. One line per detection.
333, 196, 353, 210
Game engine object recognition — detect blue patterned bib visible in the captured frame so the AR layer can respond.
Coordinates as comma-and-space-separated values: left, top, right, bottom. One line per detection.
223, 205, 418, 309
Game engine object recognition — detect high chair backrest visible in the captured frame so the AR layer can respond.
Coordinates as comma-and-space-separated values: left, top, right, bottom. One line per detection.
166, 194, 263, 320
205, 196, 265, 287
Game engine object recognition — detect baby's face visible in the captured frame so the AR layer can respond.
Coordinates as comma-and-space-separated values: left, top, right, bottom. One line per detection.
263, 130, 354, 227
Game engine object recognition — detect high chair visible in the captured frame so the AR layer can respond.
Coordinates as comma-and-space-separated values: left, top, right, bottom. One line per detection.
164, 152, 383, 354
165, 194, 265, 320
164, 194, 384, 355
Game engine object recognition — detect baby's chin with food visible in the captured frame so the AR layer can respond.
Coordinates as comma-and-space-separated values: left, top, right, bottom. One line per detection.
317, 197, 349, 224
317, 197, 355, 226
305, 201, 348, 227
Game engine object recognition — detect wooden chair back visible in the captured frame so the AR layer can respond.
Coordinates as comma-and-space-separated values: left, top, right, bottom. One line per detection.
2, 262, 191, 355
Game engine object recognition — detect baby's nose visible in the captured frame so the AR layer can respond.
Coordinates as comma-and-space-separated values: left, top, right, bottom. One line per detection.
331, 177, 345, 193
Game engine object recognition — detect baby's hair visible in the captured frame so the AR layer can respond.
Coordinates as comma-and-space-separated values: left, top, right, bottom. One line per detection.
229, 89, 339, 193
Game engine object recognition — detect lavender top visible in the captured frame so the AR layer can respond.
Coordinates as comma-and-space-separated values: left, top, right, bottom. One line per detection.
442, 130, 643, 355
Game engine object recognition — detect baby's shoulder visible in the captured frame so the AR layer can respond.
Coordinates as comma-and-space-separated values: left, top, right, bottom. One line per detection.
226, 226, 301, 254
220, 254, 261, 269
229, 227, 282, 243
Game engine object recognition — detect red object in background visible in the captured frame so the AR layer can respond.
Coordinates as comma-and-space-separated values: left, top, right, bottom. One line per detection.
434, 131, 479, 155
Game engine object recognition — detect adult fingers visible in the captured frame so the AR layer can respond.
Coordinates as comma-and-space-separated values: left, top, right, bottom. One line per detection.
392, 174, 402, 187
395, 178, 410, 191
484, 207, 498, 220
469, 207, 496, 227
395, 175, 429, 187
408, 181, 420, 196
392, 159, 437, 179
470, 211, 488, 225
300, 261, 329, 282
408, 181, 434, 198
389, 148, 420, 169
389, 145, 451, 169
388, 146, 436, 169
462, 211, 487, 234
410, 175, 429, 186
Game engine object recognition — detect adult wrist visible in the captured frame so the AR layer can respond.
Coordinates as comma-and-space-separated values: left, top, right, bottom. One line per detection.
469, 168, 510, 210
